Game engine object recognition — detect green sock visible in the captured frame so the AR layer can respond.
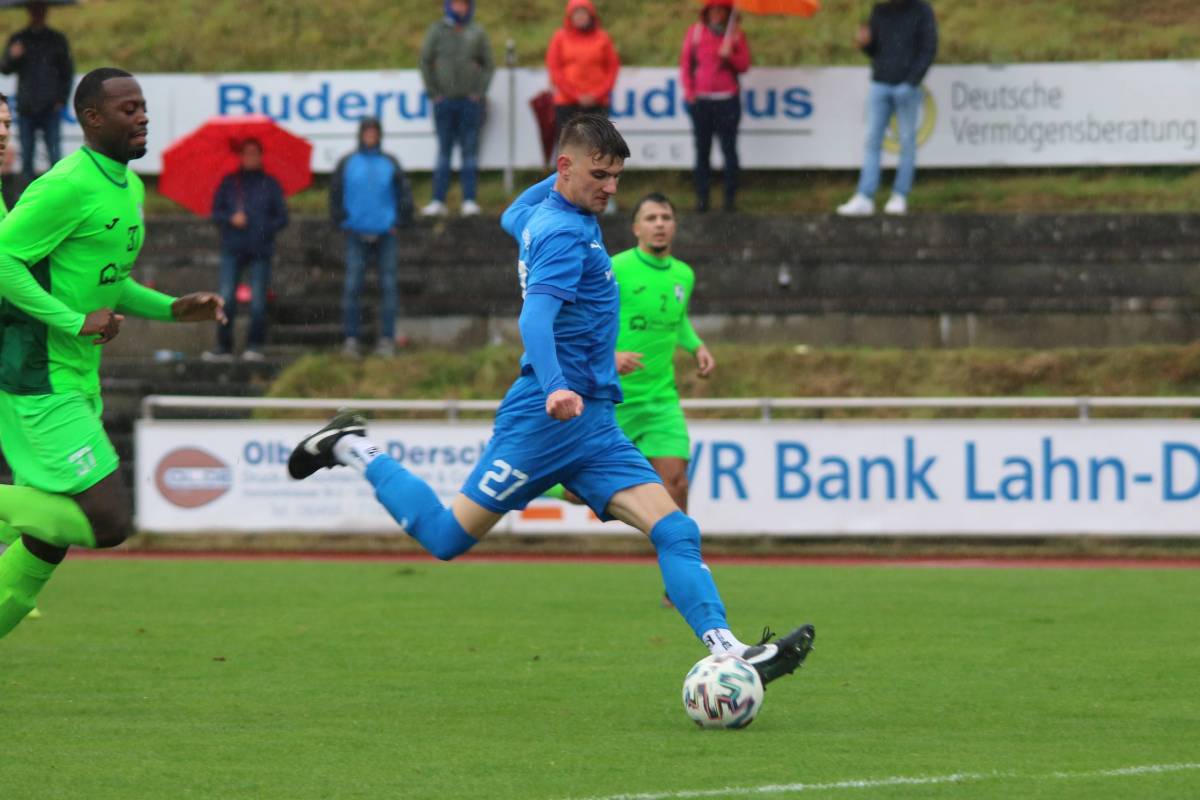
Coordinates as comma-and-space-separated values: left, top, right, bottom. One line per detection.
0, 485, 95, 549
543, 484, 567, 500
0, 520, 18, 546
0, 538, 58, 638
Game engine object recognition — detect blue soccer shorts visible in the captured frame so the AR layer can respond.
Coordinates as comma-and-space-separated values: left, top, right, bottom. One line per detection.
462, 376, 662, 520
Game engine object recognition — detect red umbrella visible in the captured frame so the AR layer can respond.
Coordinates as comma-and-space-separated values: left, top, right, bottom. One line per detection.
159, 115, 313, 216
529, 90, 557, 166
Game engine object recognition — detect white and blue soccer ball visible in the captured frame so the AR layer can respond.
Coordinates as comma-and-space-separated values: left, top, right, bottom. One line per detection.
681, 653, 764, 729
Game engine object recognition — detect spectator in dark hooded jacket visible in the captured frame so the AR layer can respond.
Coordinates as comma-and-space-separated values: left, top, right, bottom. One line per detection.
0, 2, 72, 182
837, 0, 937, 217
331, 117, 414, 359
204, 139, 288, 362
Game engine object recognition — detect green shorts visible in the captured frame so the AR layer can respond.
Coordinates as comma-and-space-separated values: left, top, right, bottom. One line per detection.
615, 400, 691, 460
0, 390, 119, 495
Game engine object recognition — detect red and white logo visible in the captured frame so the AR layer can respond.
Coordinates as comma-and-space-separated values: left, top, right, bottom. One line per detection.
154, 448, 233, 508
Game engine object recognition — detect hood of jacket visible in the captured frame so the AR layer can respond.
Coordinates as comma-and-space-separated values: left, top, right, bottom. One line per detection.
562, 0, 600, 30
444, 0, 474, 25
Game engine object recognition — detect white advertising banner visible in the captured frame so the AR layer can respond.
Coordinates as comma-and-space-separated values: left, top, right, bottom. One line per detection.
9, 60, 1198, 174
136, 419, 1200, 536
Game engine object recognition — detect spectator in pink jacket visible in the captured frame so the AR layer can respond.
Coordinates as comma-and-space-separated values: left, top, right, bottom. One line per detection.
680, 0, 750, 213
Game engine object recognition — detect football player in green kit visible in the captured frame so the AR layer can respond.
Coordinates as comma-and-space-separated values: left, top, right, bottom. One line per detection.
0, 68, 226, 640
548, 192, 714, 521
610, 193, 714, 510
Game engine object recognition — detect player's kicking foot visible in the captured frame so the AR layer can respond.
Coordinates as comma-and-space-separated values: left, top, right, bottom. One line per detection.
287, 410, 367, 479
743, 624, 815, 686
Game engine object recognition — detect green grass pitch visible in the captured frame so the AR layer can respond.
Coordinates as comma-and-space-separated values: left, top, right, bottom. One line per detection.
4, 558, 1199, 800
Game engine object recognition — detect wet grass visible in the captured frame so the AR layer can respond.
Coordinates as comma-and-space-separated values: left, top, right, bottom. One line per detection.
264, 344, 1200, 421
58, 0, 1200, 73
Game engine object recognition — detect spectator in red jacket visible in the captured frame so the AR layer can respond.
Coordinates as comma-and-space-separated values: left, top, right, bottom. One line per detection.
680, 0, 750, 213
546, 0, 620, 138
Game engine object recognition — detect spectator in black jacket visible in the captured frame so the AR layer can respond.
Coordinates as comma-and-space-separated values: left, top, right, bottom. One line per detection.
330, 117, 414, 358
837, 0, 937, 217
0, 2, 72, 182
203, 139, 289, 362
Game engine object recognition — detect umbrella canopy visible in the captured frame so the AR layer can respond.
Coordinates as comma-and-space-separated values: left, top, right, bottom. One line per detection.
735, 0, 819, 16
697, 0, 819, 17
159, 115, 312, 216
0, 1, 79, 7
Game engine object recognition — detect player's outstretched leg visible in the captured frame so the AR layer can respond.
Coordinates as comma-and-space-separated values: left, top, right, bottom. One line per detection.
0, 486, 96, 638
288, 411, 482, 561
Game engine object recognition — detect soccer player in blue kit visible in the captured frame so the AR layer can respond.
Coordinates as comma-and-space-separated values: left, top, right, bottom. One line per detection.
288, 115, 814, 684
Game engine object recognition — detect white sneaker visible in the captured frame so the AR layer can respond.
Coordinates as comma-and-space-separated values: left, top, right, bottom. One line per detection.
201, 350, 234, 363
342, 338, 361, 359
241, 349, 266, 362
460, 200, 482, 217
884, 193, 908, 215
836, 193, 875, 216
421, 200, 448, 218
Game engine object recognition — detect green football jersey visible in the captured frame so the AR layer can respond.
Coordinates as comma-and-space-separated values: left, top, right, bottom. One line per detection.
0, 147, 174, 396
611, 247, 704, 404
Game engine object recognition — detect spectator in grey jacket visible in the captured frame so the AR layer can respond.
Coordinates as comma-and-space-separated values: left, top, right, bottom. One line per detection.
419, 0, 494, 218
330, 118, 414, 358
837, 0, 937, 217
0, 2, 72, 182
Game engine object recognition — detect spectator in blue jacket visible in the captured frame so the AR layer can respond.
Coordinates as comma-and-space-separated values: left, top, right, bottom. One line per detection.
330, 117, 414, 358
204, 138, 288, 362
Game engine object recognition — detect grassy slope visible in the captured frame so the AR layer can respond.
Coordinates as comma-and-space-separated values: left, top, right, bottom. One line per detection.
5, 560, 1199, 799
53, 1, 1200, 214
54, 1, 1200, 72
266, 345, 1200, 417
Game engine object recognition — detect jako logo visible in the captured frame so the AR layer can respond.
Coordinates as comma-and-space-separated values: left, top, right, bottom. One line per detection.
155, 448, 233, 509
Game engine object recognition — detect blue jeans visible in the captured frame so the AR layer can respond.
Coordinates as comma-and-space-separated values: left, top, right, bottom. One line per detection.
217, 249, 271, 353
856, 81, 923, 199
343, 232, 399, 341
432, 98, 483, 203
18, 107, 62, 179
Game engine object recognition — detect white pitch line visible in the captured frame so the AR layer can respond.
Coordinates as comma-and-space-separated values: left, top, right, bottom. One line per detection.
560, 762, 1200, 800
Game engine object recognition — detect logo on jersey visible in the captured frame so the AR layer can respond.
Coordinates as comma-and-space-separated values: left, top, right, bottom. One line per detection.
155, 447, 233, 508
104, 217, 119, 230
675, 284, 684, 303
589, 241, 603, 250
98, 263, 119, 285
521, 227, 531, 249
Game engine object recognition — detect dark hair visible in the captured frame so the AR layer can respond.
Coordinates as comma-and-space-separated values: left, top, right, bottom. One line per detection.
0, 91, 8, 108
632, 192, 675, 221
73, 67, 133, 121
240, 137, 263, 153
558, 114, 630, 162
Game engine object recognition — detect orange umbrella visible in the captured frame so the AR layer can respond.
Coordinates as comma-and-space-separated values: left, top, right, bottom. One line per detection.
735, 0, 819, 16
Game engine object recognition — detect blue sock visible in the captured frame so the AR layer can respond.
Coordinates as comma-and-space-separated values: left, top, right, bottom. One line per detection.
365, 456, 479, 561
650, 511, 728, 639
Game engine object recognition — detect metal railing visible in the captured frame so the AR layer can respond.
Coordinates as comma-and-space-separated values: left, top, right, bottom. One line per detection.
140, 394, 1200, 421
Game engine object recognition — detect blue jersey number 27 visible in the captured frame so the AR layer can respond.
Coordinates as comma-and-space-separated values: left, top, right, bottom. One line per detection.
477, 459, 530, 502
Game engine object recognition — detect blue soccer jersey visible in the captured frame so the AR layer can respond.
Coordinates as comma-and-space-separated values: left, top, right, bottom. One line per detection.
507, 177, 622, 403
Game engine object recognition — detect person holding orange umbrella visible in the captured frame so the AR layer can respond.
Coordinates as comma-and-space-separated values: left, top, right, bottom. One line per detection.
680, 0, 750, 214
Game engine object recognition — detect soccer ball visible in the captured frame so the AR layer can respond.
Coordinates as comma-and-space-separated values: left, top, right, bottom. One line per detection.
681, 654, 764, 729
